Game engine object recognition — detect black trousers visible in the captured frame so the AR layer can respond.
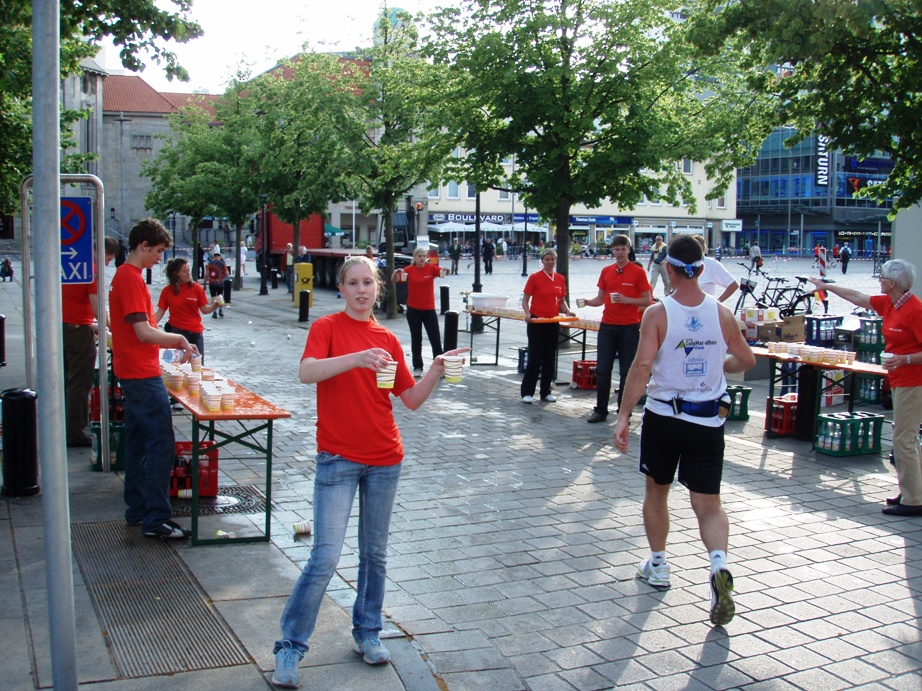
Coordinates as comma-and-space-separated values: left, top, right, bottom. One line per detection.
595, 322, 640, 414
521, 321, 559, 399
406, 307, 442, 370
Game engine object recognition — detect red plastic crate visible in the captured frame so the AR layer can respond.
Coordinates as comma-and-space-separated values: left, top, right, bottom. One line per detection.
90, 385, 124, 422
571, 360, 598, 390
170, 441, 219, 498
766, 394, 798, 436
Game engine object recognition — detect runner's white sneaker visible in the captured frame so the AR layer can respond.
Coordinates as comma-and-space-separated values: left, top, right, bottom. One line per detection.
709, 568, 735, 626
636, 558, 671, 588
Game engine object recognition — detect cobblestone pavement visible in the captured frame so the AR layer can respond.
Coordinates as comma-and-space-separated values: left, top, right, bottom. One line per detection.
196, 254, 920, 690
3, 249, 919, 690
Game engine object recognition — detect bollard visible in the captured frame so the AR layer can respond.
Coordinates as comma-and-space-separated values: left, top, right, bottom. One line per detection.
443, 310, 459, 351
299, 291, 310, 322
223, 277, 232, 304
440, 285, 450, 315
1, 388, 39, 497
271, 269, 279, 290
145, 268, 152, 285
0, 314, 5, 367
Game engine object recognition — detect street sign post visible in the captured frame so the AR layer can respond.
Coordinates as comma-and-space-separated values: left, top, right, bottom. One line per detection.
60, 197, 94, 284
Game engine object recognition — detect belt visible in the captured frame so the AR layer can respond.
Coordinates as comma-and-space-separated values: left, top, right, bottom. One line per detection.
652, 397, 724, 418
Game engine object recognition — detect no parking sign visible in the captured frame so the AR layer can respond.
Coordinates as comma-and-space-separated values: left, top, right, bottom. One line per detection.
60, 197, 94, 284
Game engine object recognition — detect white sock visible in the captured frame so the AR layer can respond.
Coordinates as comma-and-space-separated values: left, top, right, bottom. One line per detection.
710, 550, 728, 574
650, 551, 667, 566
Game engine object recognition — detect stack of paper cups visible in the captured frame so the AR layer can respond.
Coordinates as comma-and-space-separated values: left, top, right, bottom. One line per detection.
376, 361, 398, 389
442, 355, 464, 383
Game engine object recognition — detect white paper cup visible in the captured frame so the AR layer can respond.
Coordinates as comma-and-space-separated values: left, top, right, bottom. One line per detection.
576, 298, 586, 308
609, 292, 620, 303
442, 355, 464, 383
376, 362, 398, 389
881, 353, 895, 365
293, 521, 312, 535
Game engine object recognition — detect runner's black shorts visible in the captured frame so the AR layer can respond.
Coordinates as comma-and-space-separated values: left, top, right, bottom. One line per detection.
638, 409, 725, 494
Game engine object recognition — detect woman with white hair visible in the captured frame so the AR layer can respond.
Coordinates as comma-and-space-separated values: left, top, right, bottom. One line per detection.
811, 259, 922, 516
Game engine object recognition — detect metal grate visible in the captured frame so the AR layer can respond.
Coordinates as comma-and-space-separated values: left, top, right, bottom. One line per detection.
169, 484, 266, 517
71, 521, 251, 678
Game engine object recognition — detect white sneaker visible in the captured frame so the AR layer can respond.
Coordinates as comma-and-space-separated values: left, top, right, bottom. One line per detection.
709, 568, 735, 626
521, 395, 533, 404
413, 368, 423, 378
636, 558, 671, 588
543, 394, 557, 402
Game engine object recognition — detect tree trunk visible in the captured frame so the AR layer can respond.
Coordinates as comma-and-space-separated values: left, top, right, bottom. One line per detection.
233, 223, 244, 291
384, 191, 398, 319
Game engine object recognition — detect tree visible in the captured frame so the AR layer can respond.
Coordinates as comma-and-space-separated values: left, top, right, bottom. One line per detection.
686, 0, 922, 212
0, 0, 201, 215
426, 0, 775, 289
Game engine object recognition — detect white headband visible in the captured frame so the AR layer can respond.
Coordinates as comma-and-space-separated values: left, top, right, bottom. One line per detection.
666, 254, 703, 278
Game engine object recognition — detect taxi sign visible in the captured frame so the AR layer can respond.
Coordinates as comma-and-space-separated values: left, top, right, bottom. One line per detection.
60, 197, 94, 284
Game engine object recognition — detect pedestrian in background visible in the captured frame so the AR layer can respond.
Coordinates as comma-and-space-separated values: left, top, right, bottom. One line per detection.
482, 237, 495, 275
840, 242, 852, 274
270, 256, 468, 689
614, 235, 755, 627
811, 260, 922, 516
579, 234, 652, 424
520, 248, 574, 404
693, 235, 738, 303
0, 256, 13, 281
393, 247, 447, 377
155, 257, 220, 360
206, 252, 228, 318
646, 235, 670, 297
449, 238, 462, 275
62, 237, 117, 447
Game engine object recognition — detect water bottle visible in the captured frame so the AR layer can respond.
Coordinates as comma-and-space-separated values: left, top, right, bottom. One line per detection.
162, 348, 184, 364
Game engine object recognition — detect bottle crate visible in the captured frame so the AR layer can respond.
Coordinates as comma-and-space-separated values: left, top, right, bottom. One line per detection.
90, 369, 124, 422
726, 385, 751, 421
766, 394, 798, 436
855, 317, 884, 348
90, 421, 126, 472
171, 441, 219, 498
805, 315, 843, 346
571, 360, 598, 390
857, 373, 884, 404
815, 412, 884, 457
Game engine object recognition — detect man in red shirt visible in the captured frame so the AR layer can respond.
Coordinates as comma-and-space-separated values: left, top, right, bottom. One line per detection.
62, 237, 117, 446
578, 235, 652, 423
109, 218, 198, 539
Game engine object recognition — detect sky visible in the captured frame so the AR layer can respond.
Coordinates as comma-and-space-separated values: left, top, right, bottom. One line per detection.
98, 0, 439, 94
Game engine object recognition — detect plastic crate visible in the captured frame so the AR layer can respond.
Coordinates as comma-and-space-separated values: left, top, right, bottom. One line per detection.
815, 412, 884, 456
171, 441, 219, 498
856, 317, 884, 348
805, 315, 843, 346
857, 349, 882, 365
571, 360, 598, 390
726, 385, 751, 421
90, 369, 124, 422
766, 394, 798, 436
857, 373, 883, 404
517, 347, 528, 374
90, 421, 125, 472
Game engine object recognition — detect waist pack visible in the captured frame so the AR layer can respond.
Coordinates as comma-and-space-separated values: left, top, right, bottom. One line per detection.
653, 396, 730, 418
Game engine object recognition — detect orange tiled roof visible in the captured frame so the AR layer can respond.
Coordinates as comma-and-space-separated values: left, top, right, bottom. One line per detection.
161, 92, 220, 118
102, 75, 177, 114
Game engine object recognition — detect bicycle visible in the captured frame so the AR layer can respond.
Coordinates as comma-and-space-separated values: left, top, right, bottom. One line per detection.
732, 262, 766, 315
754, 272, 816, 317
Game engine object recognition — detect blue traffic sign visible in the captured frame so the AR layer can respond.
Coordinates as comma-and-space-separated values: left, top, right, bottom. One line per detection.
60, 197, 94, 284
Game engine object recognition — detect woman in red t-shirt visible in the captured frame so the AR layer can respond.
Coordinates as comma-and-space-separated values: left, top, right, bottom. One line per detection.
521, 248, 574, 403
812, 260, 922, 517
393, 246, 448, 376
271, 257, 469, 687
154, 258, 219, 359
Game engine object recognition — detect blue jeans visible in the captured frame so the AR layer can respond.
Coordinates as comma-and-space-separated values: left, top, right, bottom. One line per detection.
595, 322, 640, 415
120, 376, 176, 530
275, 453, 402, 655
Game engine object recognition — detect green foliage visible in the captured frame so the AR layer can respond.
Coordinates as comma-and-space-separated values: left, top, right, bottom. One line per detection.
0, 0, 201, 216
687, 0, 922, 211
426, 0, 774, 285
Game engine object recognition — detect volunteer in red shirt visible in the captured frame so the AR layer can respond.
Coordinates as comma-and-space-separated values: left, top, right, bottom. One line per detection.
812, 259, 922, 516
520, 248, 574, 404
578, 234, 652, 423
62, 237, 117, 446
154, 257, 220, 361
393, 246, 447, 376
109, 218, 197, 540
270, 256, 469, 688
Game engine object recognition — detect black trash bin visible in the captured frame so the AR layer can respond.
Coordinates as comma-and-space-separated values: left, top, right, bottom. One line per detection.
1, 388, 39, 497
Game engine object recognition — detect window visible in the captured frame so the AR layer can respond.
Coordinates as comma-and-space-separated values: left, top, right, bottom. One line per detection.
498, 188, 510, 201
447, 182, 459, 199
681, 158, 693, 174
130, 134, 153, 152
716, 194, 726, 209
427, 183, 440, 199
466, 183, 477, 199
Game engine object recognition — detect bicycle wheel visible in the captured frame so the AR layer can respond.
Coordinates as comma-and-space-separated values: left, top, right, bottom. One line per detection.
780, 294, 813, 318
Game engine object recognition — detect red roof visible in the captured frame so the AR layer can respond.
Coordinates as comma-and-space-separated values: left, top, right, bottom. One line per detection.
103, 75, 219, 117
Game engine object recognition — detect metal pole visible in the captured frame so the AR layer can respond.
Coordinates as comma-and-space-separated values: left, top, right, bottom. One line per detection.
471, 192, 483, 333
259, 196, 269, 296
522, 207, 529, 277
33, 0, 78, 686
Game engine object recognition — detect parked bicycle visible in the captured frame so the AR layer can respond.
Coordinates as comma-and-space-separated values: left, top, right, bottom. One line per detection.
732, 262, 816, 317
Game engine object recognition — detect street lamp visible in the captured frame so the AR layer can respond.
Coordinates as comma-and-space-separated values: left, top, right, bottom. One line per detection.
521, 206, 529, 277
259, 195, 269, 296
